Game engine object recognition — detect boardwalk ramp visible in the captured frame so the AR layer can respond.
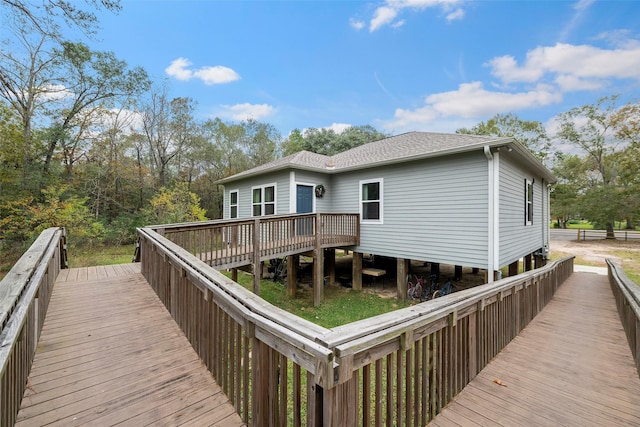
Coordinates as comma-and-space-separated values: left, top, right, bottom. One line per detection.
430, 270, 640, 426
16, 264, 243, 426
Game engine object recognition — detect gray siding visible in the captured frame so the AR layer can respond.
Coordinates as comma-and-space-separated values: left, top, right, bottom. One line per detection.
223, 170, 291, 219
499, 155, 548, 267
332, 153, 489, 268
291, 170, 332, 213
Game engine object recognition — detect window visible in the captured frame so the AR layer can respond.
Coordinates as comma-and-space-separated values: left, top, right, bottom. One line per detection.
525, 179, 533, 225
252, 184, 276, 216
360, 179, 383, 223
229, 190, 238, 219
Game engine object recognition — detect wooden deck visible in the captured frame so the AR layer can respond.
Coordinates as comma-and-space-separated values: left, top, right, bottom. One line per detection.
429, 271, 640, 426
16, 264, 244, 427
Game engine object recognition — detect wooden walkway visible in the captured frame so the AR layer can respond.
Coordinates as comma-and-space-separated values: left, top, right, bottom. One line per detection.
430, 271, 640, 426
16, 264, 244, 427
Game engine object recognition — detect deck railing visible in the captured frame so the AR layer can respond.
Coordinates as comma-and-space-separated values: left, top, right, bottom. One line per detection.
138, 221, 574, 426
607, 259, 640, 376
147, 213, 360, 270
0, 227, 67, 427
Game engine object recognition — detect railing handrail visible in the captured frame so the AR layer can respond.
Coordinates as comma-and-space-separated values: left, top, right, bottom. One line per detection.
0, 227, 67, 427
138, 226, 332, 340
607, 258, 640, 376
148, 212, 354, 233
140, 223, 573, 382
321, 264, 562, 350
0, 228, 66, 330
138, 219, 574, 425
608, 259, 640, 309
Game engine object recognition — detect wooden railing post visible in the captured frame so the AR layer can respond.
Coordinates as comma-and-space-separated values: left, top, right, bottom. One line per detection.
253, 218, 261, 295
313, 213, 324, 307
468, 310, 478, 380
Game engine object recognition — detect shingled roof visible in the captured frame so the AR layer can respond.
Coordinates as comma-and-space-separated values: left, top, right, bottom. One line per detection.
218, 131, 555, 183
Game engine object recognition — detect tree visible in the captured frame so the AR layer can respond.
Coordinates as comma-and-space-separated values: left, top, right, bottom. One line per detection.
239, 119, 281, 168
1, 0, 121, 38
0, 102, 25, 199
550, 154, 588, 228
0, 185, 104, 246
456, 113, 551, 162
555, 96, 622, 237
0, 26, 61, 189
144, 182, 207, 225
43, 41, 150, 176
552, 97, 640, 232
612, 101, 640, 145
282, 125, 387, 156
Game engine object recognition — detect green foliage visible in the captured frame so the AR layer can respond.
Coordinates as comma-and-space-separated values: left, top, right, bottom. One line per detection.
144, 182, 207, 225
282, 125, 388, 156
553, 96, 640, 234
456, 113, 551, 162
0, 186, 104, 246
102, 212, 146, 245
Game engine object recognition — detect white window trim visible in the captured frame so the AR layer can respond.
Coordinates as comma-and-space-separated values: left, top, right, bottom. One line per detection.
525, 179, 533, 226
228, 189, 239, 219
251, 183, 277, 216
359, 178, 383, 224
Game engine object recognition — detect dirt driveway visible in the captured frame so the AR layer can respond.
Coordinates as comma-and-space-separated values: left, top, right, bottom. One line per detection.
551, 238, 640, 268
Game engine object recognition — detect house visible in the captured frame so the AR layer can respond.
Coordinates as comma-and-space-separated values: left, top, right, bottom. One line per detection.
217, 131, 556, 298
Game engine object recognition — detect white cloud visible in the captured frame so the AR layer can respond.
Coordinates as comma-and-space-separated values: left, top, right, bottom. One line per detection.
487, 42, 640, 88
302, 123, 353, 135
220, 103, 275, 121
383, 82, 562, 131
165, 57, 194, 81
364, 0, 465, 32
194, 66, 240, 85
370, 6, 398, 32
427, 82, 561, 116
326, 123, 352, 133
165, 57, 240, 85
446, 8, 465, 22
349, 18, 365, 30
554, 75, 604, 92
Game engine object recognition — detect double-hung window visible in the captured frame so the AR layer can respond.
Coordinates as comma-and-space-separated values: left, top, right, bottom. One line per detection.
252, 184, 276, 216
229, 190, 239, 219
360, 178, 383, 223
525, 179, 533, 225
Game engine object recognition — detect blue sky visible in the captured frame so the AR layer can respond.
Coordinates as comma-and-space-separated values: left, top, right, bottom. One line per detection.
92, 0, 640, 137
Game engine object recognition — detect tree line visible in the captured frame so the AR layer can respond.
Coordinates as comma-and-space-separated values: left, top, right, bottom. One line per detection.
1, 0, 639, 258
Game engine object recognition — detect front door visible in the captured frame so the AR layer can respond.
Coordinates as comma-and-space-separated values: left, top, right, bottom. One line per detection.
296, 185, 313, 235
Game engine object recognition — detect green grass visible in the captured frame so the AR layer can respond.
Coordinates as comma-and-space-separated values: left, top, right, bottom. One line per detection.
564, 221, 594, 229
67, 244, 136, 268
610, 249, 640, 286
230, 271, 409, 328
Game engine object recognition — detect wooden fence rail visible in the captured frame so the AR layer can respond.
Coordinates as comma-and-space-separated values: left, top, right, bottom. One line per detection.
138, 221, 574, 427
607, 259, 640, 377
576, 228, 640, 241
148, 213, 360, 270
0, 228, 67, 427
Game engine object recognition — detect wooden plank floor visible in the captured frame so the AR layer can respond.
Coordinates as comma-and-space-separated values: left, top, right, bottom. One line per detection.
430, 271, 640, 426
17, 264, 244, 427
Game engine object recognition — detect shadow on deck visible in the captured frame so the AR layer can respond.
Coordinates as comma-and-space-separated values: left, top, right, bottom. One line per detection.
16, 264, 244, 426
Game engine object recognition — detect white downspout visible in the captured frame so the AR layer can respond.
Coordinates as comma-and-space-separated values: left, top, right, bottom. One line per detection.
484, 146, 500, 283
289, 171, 296, 213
